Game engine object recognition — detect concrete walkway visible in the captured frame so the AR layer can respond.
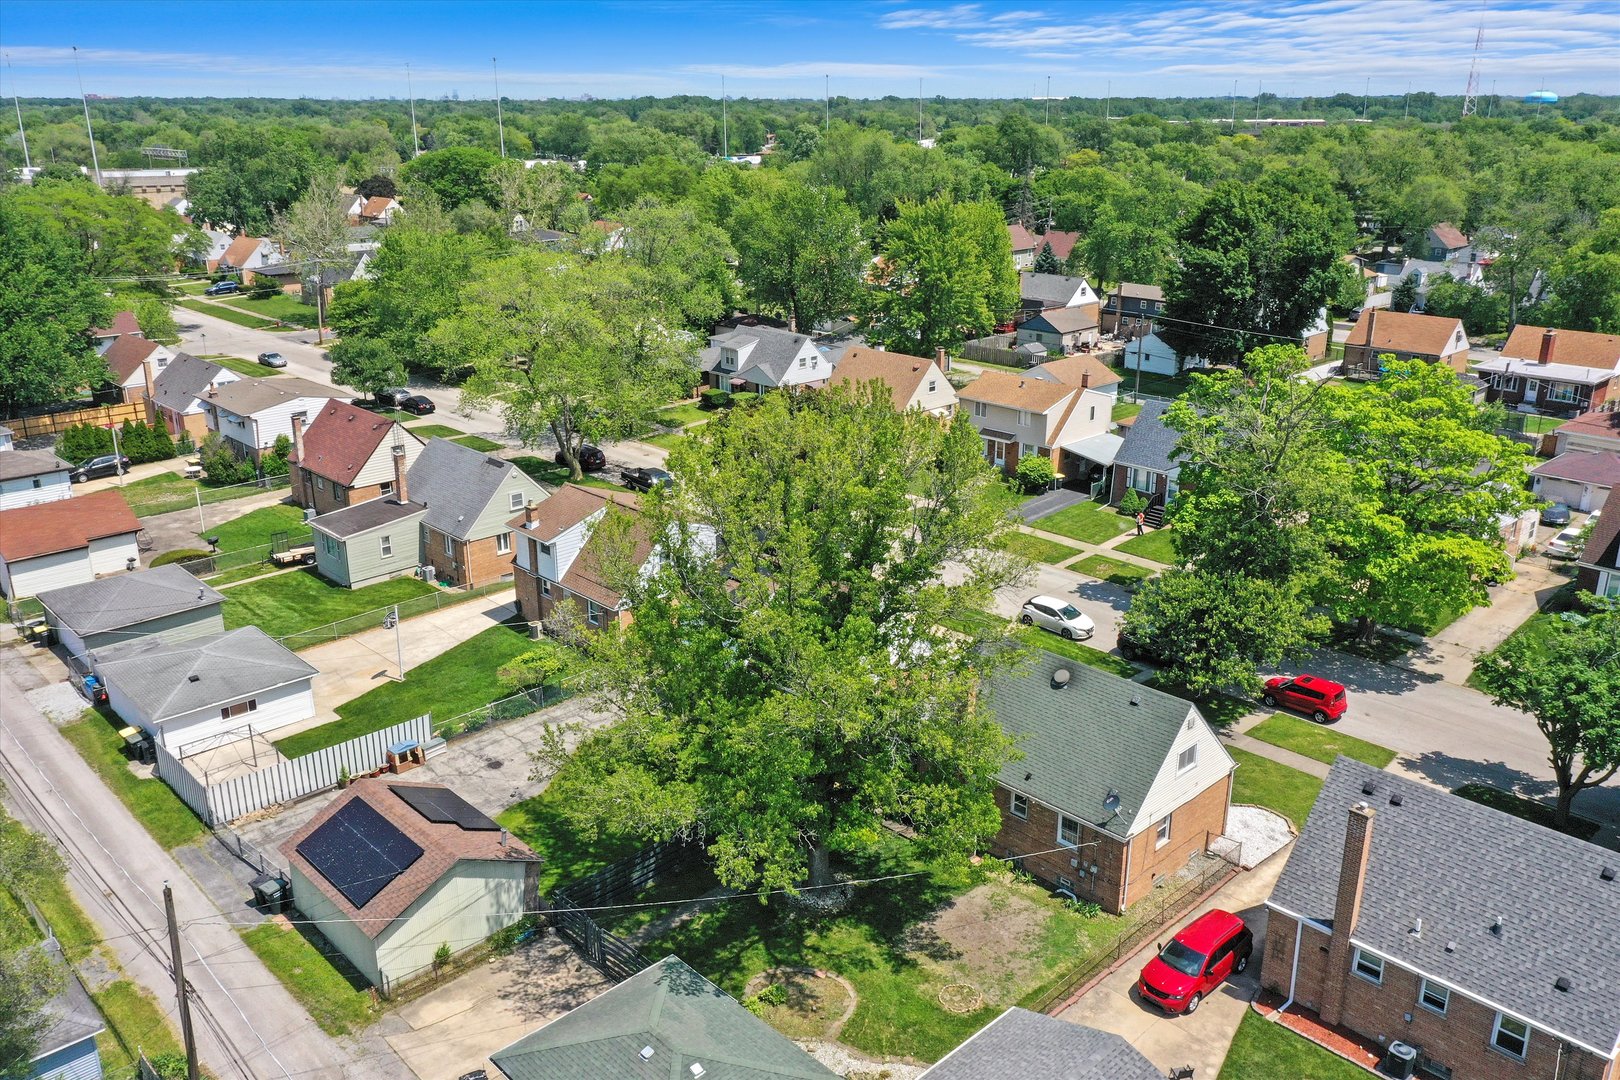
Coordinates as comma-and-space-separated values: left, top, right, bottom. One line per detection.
1019, 522, 1167, 572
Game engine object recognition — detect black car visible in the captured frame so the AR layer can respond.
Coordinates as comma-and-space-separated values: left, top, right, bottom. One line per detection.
1540, 503, 1572, 527
398, 394, 436, 416
557, 444, 607, 472
373, 388, 415, 408
72, 453, 132, 482
204, 280, 240, 296
1115, 622, 1170, 666
621, 466, 671, 492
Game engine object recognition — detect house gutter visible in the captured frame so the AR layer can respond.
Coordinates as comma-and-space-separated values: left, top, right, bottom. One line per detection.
1275, 915, 1303, 1020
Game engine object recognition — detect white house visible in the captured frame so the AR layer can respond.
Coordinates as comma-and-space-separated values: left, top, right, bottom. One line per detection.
699, 325, 834, 393
829, 346, 958, 416
102, 334, 173, 406
91, 310, 141, 354
1120, 332, 1202, 377
1530, 451, 1620, 514
0, 490, 141, 600
92, 626, 317, 754
202, 377, 349, 461
0, 451, 74, 510
39, 565, 225, 660
216, 235, 283, 280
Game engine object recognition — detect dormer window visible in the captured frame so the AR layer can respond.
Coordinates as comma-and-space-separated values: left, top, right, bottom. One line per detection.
720, 349, 736, 371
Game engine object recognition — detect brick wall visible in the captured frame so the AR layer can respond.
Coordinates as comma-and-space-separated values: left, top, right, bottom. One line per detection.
1119, 772, 1231, 909
292, 467, 390, 516
513, 567, 628, 632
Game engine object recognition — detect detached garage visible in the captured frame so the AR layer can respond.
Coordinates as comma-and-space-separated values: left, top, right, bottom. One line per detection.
1530, 450, 1620, 514
0, 490, 140, 600
39, 564, 224, 661
92, 626, 317, 754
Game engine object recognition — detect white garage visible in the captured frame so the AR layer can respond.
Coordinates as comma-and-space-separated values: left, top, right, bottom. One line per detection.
1530, 450, 1620, 514
0, 489, 141, 599
92, 626, 317, 754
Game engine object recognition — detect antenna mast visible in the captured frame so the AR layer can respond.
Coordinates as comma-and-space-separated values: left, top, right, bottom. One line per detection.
721, 75, 728, 157
824, 74, 829, 129
917, 77, 923, 142
7, 54, 30, 169
1461, 2, 1485, 117
492, 57, 505, 158
407, 63, 420, 157
72, 46, 100, 183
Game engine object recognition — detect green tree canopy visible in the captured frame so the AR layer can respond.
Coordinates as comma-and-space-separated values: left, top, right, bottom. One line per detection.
617, 199, 737, 330
185, 129, 317, 235
399, 146, 501, 210
329, 336, 407, 400
729, 177, 866, 332
6, 179, 204, 279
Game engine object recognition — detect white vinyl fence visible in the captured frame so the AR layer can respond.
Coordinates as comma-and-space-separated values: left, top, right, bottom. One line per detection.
154, 715, 432, 826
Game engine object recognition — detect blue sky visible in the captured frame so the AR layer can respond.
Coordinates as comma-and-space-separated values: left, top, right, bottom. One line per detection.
3, 1, 1616, 101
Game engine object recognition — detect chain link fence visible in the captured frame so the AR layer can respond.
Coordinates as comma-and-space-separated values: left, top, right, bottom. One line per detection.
176, 529, 313, 580
432, 674, 586, 740
277, 575, 514, 651
128, 472, 292, 519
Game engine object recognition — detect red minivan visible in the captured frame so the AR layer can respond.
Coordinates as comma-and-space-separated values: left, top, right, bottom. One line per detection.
1137, 909, 1253, 1015
1262, 674, 1348, 724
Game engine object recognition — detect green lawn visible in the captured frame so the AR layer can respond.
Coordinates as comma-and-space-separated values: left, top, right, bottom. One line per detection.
240, 923, 379, 1036
1111, 400, 1143, 422
119, 471, 276, 518
498, 787, 647, 895
1218, 1009, 1370, 1080
176, 298, 278, 329
406, 423, 466, 439
1113, 528, 1178, 564
656, 402, 714, 428
220, 569, 436, 639
176, 279, 211, 294
1452, 783, 1601, 840
59, 711, 207, 849
510, 455, 631, 492
93, 980, 185, 1076
275, 622, 540, 757
222, 294, 320, 327
207, 353, 280, 378
1144, 679, 1255, 730
1247, 714, 1397, 769
1110, 368, 1191, 398
452, 434, 504, 452
1229, 748, 1324, 829
201, 503, 309, 552
640, 431, 686, 452
1031, 501, 1134, 544
1068, 554, 1154, 591
1000, 531, 1084, 565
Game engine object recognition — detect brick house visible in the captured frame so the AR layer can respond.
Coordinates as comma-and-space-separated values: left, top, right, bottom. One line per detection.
957, 370, 1112, 482
828, 346, 958, 417
986, 652, 1235, 914
1342, 310, 1469, 377
289, 400, 426, 517
1474, 326, 1620, 418
510, 483, 646, 633
1108, 399, 1180, 525
1008, 224, 1079, 271
1264, 758, 1620, 1080
101, 333, 172, 406
1575, 509, 1620, 600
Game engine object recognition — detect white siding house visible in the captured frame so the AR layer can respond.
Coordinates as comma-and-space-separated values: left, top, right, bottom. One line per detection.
0, 452, 74, 510
0, 491, 142, 600
202, 378, 349, 460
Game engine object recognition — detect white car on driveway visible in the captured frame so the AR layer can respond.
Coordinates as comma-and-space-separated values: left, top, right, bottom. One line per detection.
1019, 594, 1095, 640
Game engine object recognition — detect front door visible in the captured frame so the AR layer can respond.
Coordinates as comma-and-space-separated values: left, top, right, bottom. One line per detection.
1524, 379, 1540, 404
991, 439, 1006, 469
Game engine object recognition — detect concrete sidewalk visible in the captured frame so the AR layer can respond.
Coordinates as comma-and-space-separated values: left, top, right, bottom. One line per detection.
1018, 523, 1168, 573
1389, 559, 1567, 684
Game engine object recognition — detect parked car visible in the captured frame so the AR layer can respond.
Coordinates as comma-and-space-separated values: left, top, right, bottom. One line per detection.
1546, 509, 1600, 559
1262, 673, 1348, 724
1541, 503, 1572, 527
374, 388, 414, 408
557, 444, 607, 472
397, 394, 436, 416
1137, 909, 1252, 1016
621, 467, 671, 492
257, 351, 287, 368
1018, 594, 1095, 641
1115, 622, 1169, 665
204, 279, 240, 296
71, 454, 131, 482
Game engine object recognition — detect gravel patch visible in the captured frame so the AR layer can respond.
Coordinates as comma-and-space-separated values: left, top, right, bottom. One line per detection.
1227, 804, 1294, 868
26, 682, 92, 725
796, 1039, 927, 1080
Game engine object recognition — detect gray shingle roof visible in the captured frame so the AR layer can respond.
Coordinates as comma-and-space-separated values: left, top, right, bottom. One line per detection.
91, 626, 317, 721
1022, 307, 1098, 335
150, 351, 225, 414
0, 449, 72, 481
205, 376, 346, 417
988, 650, 1200, 837
1114, 399, 1180, 476
921, 1008, 1160, 1080
699, 326, 818, 383
490, 955, 837, 1080
38, 564, 224, 635
408, 437, 538, 542
310, 496, 426, 539
1268, 758, 1620, 1053
32, 939, 105, 1062
1020, 273, 1090, 307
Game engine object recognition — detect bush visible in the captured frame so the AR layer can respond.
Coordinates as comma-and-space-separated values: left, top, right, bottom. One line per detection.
731, 391, 760, 407
259, 434, 293, 479
247, 277, 281, 299
1014, 454, 1055, 493
756, 983, 788, 1007
175, 430, 195, 455
119, 420, 175, 464
198, 432, 254, 486
699, 387, 731, 409
150, 549, 210, 567
1119, 489, 1149, 517
148, 1053, 190, 1080
57, 423, 114, 464
432, 942, 452, 973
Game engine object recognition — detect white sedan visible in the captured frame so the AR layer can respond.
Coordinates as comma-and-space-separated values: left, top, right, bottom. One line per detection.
1019, 594, 1095, 641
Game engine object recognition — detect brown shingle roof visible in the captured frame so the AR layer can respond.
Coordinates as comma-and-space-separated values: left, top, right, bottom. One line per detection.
1116, 282, 1164, 302
1530, 450, 1620, 487
92, 311, 140, 338
829, 346, 940, 411
359, 196, 395, 218
1429, 222, 1468, 250
1556, 409, 1620, 442
958, 370, 1075, 413
1007, 225, 1078, 261
561, 519, 654, 609
1008, 223, 1038, 252
220, 235, 265, 267
291, 400, 407, 485
1345, 310, 1466, 358
0, 490, 140, 562
1034, 355, 1122, 390
102, 334, 158, 381
281, 780, 538, 940
508, 483, 637, 542
1501, 326, 1620, 370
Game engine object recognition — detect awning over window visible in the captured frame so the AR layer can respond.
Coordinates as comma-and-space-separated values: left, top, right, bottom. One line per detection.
1062, 432, 1123, 467
979, 428, 1017, 442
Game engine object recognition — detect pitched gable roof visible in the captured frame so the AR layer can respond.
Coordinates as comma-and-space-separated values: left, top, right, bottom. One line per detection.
0, 489, 140, 562
102, 333, 159, 381
205, 376, 346, 417
220, 235, 266, 267
408, 437, 535, 541
1530, 450, 1620, 487
292, 399, 413, 485
92, 310, 141, 338
958, 370, 1075, 413
1501, 325, 1620, 370
701, 325, 821, 383
31, 939, 105, 1063
1345, 310, 1466, 358
1580, 505, 1620, 572
91, 626, 316, 720
0, 449, 72, 482
829, 346, 942, 410
38, 564, 223, 635
1428, 221, 1468, 249
921, 1008, 1160, 1080
1115, 282, 1164, 302
1033, 355, 1121, 391
1269, 758, 1620, 1054
1556, 409, 1620, 444
1114, 399, 1180, 475
510, 484, 649, 607
1007, 223, 1039, 252
151, 351, 231, 414
359, 195, 396, 218
490, 955, 836, 1080
1022, 307, 1098, 335
1020, 272, 1091, 307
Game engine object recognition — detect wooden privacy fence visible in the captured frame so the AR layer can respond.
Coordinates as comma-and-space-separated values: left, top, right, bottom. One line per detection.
3, 401, 148, 439
546, 839, 690, 983
153, 714, 432, 826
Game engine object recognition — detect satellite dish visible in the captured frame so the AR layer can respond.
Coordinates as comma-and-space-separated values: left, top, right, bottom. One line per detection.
1103, 790, 1121, 816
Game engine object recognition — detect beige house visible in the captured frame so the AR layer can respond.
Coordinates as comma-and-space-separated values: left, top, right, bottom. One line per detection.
1342, 310, 1469, 376
958, 370, 1113, 481
828, 346, 957, 416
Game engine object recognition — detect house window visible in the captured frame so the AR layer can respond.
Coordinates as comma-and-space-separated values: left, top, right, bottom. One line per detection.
1177, 745, 1197, 773
1491, 1013, 1529, 1060
540, 579, 552, 596
1546, 384, 1579, 403
1418, 980, 1449, 1015
1089, 405, 1096, 421
1500, 375, 1520, 391
219, 699, 257, 720
315, 476, 326, 491
973, 401, 988, 419
443, 533, 453, 556
799, 355, 807, 368
1022, 443, 1037, 459
1352, 948, 1384, 985
380, 535, 392, 559
322, 534, 336, 556
380, 481, 393, 495
1154, 815, 1171, 848
496, 532, 512, 554
1057, 815, 1080, 847
928, 380, 937, 392
32, 477, 41, 488
1009, 792, 1029, 819
1018, 409, 1031, 427
539, 540, 552, 556
510, 491, 524, 511
586, 600, 604, 626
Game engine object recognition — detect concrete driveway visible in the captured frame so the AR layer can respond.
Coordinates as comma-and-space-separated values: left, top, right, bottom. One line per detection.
1057, 844, 1290, 1078
990, 562, 1134, 654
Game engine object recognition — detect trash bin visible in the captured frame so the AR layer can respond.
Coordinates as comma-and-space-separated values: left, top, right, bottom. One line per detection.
251, 873, 290, 914
1380, 1041, 1418, 1079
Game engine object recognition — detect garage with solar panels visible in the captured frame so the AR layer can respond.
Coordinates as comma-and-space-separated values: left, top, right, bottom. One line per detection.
280, 780, 541, 993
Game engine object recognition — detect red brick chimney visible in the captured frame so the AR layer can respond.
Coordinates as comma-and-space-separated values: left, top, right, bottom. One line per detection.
1539, 328, 1557, 364
1080, 370, 1091, 389
1319, 802, 1377, 1026
936, 346, 951, 373
392, 443, 408, 503
290, 413, 306, 464
523, 501, 539, 526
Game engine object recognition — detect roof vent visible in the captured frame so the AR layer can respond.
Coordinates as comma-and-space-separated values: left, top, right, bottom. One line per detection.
1129, 691, 1140, 707
187, 673, 200, 683
1051, 668, 1071, 690
690, 1065, 706, 1078
1361, 780, 1378, 796
1410, 918, 1422, 938
639, 1047, 655, 1062
1491, 915, 1504, 937
1388, 793, 1403, 807
1445, 940, 1457, 953
1602, 866, 1616, 882
1555, 977, 1573, 993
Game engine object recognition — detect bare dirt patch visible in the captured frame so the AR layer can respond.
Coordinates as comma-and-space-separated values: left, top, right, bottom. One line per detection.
744, 967, 856, 1040
914, 880, 1056, 1006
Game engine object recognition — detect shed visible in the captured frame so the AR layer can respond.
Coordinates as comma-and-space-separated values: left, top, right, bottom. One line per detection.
0, 490, 141, 600
92, 626, 317, 754
26, 939, 106, 1080
39, 565, 224, 660
281, 780, 541, 992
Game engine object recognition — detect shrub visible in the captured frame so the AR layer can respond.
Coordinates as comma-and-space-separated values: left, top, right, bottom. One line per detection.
497, 641, 567, 693
175, 430, 195, 455
198, 432, 254, 486
150, 548, 210, 567
149, 1053, 190, 1080
756, 983, 788, 1007
1014, 454, 1055, 493
432, 942, 452, 973
699, 387, 731, 409
119, 420, 175, 464
57, 423, 114, 464
1119, 489, 1149, 517
731, 391, 760, 407
248, 277, 280, 299
259, 434, 293, 478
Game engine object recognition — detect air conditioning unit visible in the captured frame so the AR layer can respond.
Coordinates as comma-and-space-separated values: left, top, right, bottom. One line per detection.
418, 565, 435, 581
303, 507, 317, 522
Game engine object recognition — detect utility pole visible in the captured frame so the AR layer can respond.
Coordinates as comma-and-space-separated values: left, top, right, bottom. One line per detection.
1045, 75, 1051, 123
7, 55, 29, 169
721, 75, 728, 158
163, 883, 200, 1080
492, 57, 505, 158
1230, 78, 1237, 126
313, 257, 325, 345
917, 77, 923, 142
824, 74, 829, 129
72, 46, 100, 183
1104, 80, 1111, 121
1362, 76, 1369, 119
1132, 324, 1145, 401
109, 423, 124, 486
1255, 80, 1262, 122
1404, 80, 1411, 119
407, 63, 421, 157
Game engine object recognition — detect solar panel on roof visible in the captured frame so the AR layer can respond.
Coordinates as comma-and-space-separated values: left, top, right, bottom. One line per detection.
296, 798, 424, 908
390, 784, 500, 831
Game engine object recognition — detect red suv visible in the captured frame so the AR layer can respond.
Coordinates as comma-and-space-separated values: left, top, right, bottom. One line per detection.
1137, 909, 1252, 1015
1263, 674, 1348, 724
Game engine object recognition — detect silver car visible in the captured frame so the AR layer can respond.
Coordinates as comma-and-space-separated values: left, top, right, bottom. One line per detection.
1019, 594, 1095, 640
